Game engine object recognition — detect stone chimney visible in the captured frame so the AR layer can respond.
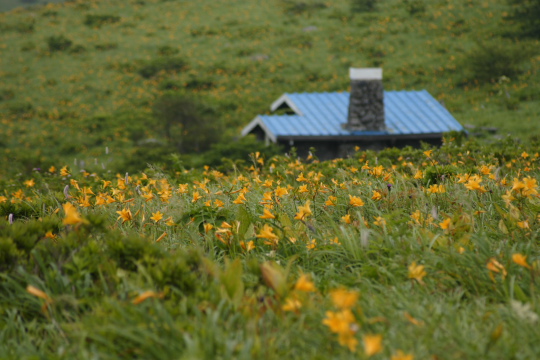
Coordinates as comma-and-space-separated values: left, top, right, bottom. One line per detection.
343, 68, 385, 131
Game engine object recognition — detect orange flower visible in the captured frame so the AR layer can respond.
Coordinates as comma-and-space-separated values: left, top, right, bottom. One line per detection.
325, 196, 337, 206
62, 203, 84, 225
294, 200, 312, 220
408, 262, 427, 283
240, 240, 255, 252
349, 195, 364, 207
427, 184, 446, 194
275, 186, 289, 197
439, 218, 452, 230
60, 166, 70, 177
330, 288, 359, 309
150, 211, 163, 223
341, 214, 352, 224
233, 193, 247, 204
256, 224, 279, 242
323, 309, 358, 352
282, 297, 302, 312
363, 334, 383, 357
487, 258, 507, 279
371, 190, 382, 201
116, 208, 133, 223
295, 274, 316, 292
391, 350, 414, 360
306, 239, 317, 250
512, 253, 531, 269
192, 191, 202, 203
260, 208, 276, 219
203, 223, 214, 233
465, 178, 487, 193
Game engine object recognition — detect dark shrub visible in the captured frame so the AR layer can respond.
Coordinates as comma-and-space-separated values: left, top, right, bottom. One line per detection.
95, 42, 118, 51
107, 234, 163, 272
152, 92, 221, 153
84, 14, 121, 28
138, 57, 188, 78
506, 0, 540, 38
463, 38, 536, 83
282, 1, 327, 15
149, 249, 203, 292
0, 237, 24, 272
187, 135, 284, 170
0, 19, 35, 33
120, 143, 175, 173
0, 89, 15, 101
403, 0, 425, 16
6, 101, 33, 116
423, 165, 460, 185
47, 35, 72, 52
157, 45, 179, 56
351, 0, 378, 12
69, 44, 87, 54
158, 79, 183, 91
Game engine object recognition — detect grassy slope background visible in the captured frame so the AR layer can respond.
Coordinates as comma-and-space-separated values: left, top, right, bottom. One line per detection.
1, 1, 540, 359
0, 0, 66, 13
0, 0, 539, 175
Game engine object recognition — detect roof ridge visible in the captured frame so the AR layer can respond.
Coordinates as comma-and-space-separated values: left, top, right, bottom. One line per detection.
288, 90, 428, 95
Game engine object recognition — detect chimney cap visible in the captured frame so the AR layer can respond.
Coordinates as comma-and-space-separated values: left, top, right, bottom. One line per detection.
350, 68, 383, 80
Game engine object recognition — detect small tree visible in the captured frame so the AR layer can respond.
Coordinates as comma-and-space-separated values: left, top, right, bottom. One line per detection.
464, 38, 534, 83
152, 92, 221, 153
506, 0, 540, 38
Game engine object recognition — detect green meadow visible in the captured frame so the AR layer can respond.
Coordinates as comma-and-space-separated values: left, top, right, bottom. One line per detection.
0, 0, 539, 359
0, 0, 539, 173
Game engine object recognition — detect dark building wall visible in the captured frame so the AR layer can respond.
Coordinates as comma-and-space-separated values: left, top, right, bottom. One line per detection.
279, 137, 443, 160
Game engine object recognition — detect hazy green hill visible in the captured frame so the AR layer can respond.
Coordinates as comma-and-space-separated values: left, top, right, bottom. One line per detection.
0, 0, 538, 173
0, 0, 66, 13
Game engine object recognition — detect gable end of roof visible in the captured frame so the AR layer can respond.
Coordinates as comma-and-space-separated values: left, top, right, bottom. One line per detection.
270, 94, 304, 116
241, 116, 277, 143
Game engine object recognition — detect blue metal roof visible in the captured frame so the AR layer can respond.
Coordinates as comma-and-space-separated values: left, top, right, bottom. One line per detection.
243, 90, 463, 140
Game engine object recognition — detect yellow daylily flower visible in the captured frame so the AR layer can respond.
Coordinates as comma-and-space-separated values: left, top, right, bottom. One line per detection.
294, 274, 316, 292
349, 195, 364, 207
116, 208, 133, 223
408, 262, 427, 283
150, 211, 164, 223
260, 208, 276, 219
363, 334, 383, 357
62, 203, 84, 225
294, 200, 312, 220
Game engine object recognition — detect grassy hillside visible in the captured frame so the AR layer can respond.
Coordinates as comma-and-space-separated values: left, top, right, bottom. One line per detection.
0, 0, 66, 13
1, 2, 540, 357
0, 0, 539, 174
